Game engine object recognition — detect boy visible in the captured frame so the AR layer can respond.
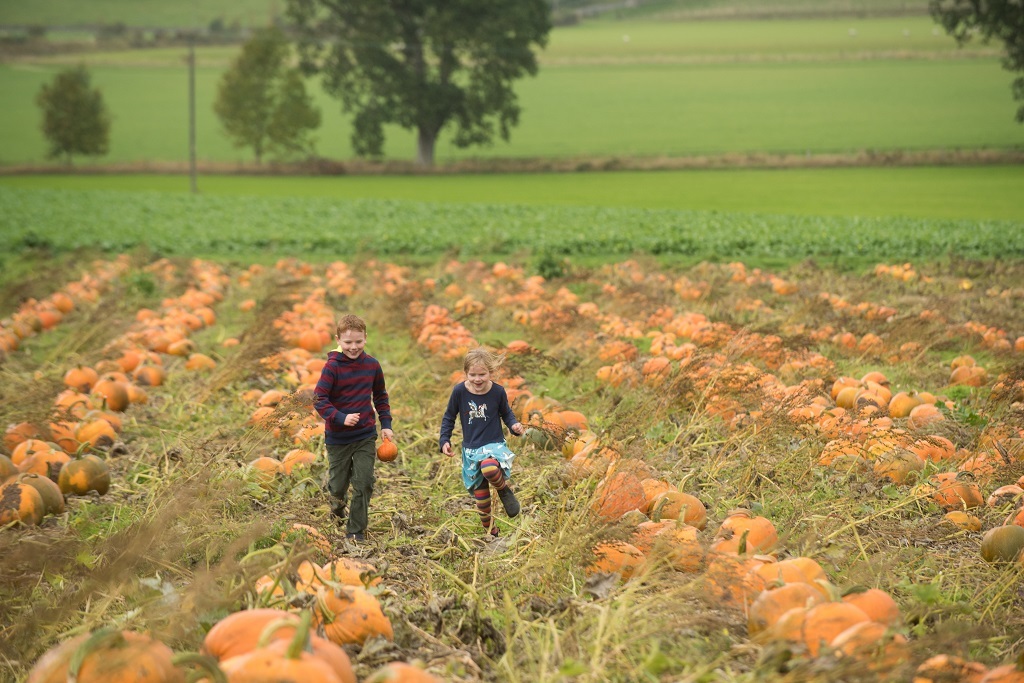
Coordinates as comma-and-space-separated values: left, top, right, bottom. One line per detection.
313, 314, 394, 541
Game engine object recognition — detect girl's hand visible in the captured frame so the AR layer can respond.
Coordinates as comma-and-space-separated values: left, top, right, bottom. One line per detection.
510, 423, 525, 436
343, 413, 360, 427
442, 442, 453, 457
381, 428, 395, 441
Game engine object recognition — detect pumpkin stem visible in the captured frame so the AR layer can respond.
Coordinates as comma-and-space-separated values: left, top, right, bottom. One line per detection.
285, 610, 314, 660
68, 628, 123, 682
737, 528, 750, 556
171, 652, 228, 683
650, 496, 669, 523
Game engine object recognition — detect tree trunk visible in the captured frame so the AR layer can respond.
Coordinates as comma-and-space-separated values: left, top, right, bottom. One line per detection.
416, 127, 435, 167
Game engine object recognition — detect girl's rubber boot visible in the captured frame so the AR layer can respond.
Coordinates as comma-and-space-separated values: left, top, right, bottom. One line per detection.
498, 487, 520, 517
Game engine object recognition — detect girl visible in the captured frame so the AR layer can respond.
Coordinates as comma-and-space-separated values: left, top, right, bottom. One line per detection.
439, 347, 526, 539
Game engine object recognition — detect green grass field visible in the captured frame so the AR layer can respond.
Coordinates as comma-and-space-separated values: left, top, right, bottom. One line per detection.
2, 16, 1022, 166
2, 56, 1021, 165
3, 166, 1023, 221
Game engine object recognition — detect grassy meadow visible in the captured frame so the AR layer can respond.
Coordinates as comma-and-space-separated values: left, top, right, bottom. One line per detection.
1, 17, 1022, 165
3, 165, 1024, 221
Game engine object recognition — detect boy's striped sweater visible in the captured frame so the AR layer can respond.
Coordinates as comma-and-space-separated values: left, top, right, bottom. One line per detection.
313, 350, 392, 445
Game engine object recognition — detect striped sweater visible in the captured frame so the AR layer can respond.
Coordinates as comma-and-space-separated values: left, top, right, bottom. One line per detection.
313, 350, 392, 445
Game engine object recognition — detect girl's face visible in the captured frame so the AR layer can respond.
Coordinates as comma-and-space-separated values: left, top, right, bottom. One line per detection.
466, 363, 492, 392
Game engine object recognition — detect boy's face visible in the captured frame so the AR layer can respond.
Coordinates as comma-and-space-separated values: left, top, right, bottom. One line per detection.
337, 329, 366, 359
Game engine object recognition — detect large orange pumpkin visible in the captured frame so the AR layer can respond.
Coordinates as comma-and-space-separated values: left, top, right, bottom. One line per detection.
57, 454, 110, 496
0, 477, 45, 525
26, 629, 182, 683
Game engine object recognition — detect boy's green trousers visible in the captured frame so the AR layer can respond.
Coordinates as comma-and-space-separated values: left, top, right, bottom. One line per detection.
325, 437, 376, 535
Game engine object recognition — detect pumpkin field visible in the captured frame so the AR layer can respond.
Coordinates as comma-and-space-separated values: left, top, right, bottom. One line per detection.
2, 235, 1024, 682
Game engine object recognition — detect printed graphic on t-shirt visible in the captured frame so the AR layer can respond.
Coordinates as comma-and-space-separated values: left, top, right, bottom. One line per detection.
467, 400, 488, 424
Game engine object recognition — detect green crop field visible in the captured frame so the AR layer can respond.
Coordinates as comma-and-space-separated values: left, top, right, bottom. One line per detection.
2, 16, 1022, 166
1, 183, 1021, 268
3, 166, 1023, 221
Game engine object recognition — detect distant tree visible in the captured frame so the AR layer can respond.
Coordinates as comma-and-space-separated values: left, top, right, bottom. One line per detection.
285, 0, 551, 166
930, 0, 1024, 122
214, 26, 321, 163
35, 65, 111, 165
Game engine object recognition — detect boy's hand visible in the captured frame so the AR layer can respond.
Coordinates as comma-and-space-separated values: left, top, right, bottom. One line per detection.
343, 413, 359, 427
510, 423, 525, 436
442, 442, 453, 457
381, 428, 395, 441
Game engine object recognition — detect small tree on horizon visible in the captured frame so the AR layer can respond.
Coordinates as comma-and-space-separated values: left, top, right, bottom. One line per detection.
214, 26, 321, 163
930, 0, 1024, 123
285, 0, 551, 167
35, 65, 111, 165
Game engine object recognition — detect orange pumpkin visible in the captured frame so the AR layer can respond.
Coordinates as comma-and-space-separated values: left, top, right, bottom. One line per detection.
800, 601, 870, 657
590, 470, 646, 521
0, 477, 45, 525
376, 437, 399, 463
649, 490, 707, 529
841, 588, 901, 626
587, 540, 646, 580
90, 377, 130, 412
18, 473, 65, 516
57, 454, 110, 496
315, 585, 394, 646
321, 557, 382, 588
201, 608, 299, 661
710, 509, 777, 555
980, 525, 1024, 563
913, 654, 989, 683
26, 629, 182, 683
365, 662, 444, 683
748, 582, 825, 636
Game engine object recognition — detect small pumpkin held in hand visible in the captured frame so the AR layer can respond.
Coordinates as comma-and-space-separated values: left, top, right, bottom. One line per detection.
376, 437, 398, 462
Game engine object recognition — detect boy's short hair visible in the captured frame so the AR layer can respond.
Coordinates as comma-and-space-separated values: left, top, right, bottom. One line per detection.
336, 314, 367, 337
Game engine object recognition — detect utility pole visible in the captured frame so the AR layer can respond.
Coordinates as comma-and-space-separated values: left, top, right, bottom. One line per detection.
188, 33, 198, 194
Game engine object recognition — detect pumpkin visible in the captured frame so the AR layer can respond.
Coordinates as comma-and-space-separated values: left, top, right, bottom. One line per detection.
18, 473, 65, 516
0, 453, 16, 482
751, 556, 828, 591
630, 520, 674, 554
365, 662, 444, 683
943, 511, 983, 531
90, 377, 130, 412
800, 601, 870, 657
748, 582, 825, 636
653, 524, 705, 572
0, 477, 46, 525
872, 449, 925, 485
75, 419, 117, 452
63, 365, 99, 393
26, 629, 182, 683
315, 585, 393, 646
649, 490, 707, 529
980, 525, 1024, 562
830, 620, 909, 670
703, 553, 770, 612
590, 470, 646, 521
248, 457, 283, 489
913, 654, 989, 683
57, 453, 110, 496
281, 448, 318, 475
3, 421, 42, 452
587, 540, 646, 580
930, 472, 985, 511
219, 611, 353, 683
841, 588, 901, 626
987, 485, 1024, 508
321, 557, 382, 588
710, 509, 777, 555
907, 403, 944, 430
185, 353, 217, 371
201, 608, 299, 661
133, 364, 167, 387
376, 437, 398, 463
